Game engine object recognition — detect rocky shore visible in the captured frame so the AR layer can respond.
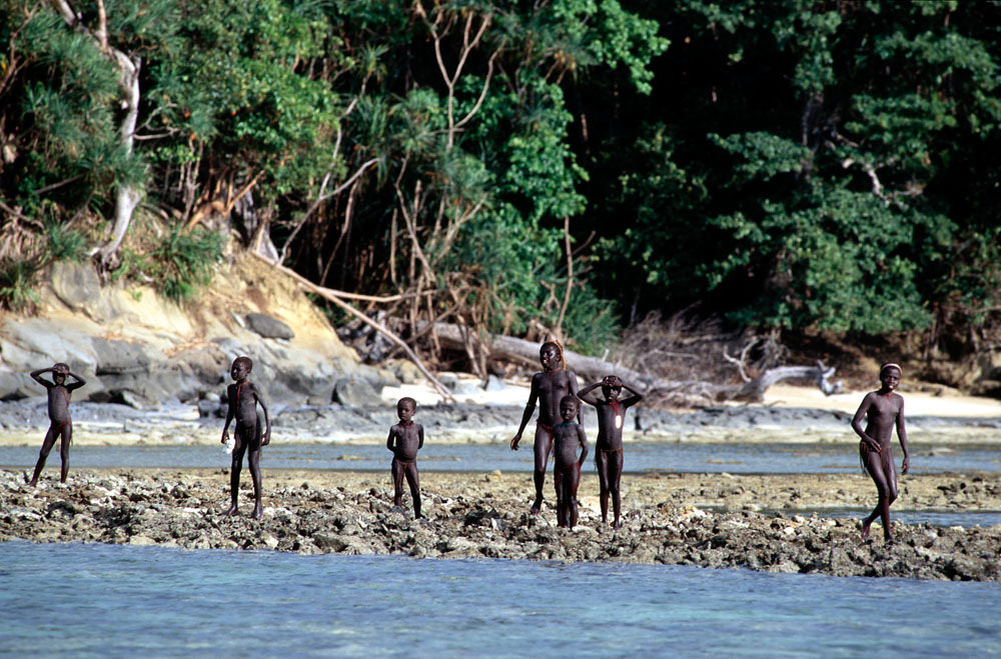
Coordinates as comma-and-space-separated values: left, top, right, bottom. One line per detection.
3, 468, 999, 582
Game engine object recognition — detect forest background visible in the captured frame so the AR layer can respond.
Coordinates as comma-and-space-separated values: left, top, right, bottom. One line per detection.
1, 0, 999, 391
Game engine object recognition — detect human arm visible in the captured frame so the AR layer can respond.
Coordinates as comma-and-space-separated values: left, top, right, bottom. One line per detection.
29, 368, 52, 387
221, 386, 235, 444
568, 371, 582, 426
577, 425, 588, 466
418, 424, 424, 450
511, 376, 541, 450
619, 380, 644, 408
386, 427, 396, 452
576, 381, 602, 405
66, 371, 87, 391
897, 397, 909, 475
255, 385, 271, 445
850, 394, 880, 453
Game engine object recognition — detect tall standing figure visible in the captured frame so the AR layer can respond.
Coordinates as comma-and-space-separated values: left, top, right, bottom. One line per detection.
220, 356, 271, 519
25, 363, 86, 486
510, 341, 581, 514
578, 375, 643, 529
851, 362, 910, 543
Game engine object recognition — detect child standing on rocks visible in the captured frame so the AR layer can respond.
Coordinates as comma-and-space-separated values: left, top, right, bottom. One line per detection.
851, 362, 910, 543
578, 375, 643, 529
552, 395, 588, 529
387, 397, 424, 518
220, 356, 271, 519
25, 363, 86, 487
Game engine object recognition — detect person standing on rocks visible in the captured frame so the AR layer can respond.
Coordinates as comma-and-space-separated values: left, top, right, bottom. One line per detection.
510, 341, 581, 515
578, 375, 643, 529
25, 363, 86, 487
386, 396, 425, 518
851, 362, 910, 543
552, 395, 588, 529
220, 356, 271, 519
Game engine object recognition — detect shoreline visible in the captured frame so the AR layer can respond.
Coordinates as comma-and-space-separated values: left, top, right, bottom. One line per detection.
3, 467, 999, 582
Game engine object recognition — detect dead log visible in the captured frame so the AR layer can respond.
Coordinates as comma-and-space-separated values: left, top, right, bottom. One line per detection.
432, 323, 841, 406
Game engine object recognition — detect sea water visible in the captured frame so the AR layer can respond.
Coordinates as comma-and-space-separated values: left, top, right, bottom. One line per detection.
2, 442, 999, 474
2, 540, 999, 657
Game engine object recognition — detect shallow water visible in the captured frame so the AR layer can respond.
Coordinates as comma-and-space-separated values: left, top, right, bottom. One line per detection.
1, 540, 999, 657
1, 442, 999, 474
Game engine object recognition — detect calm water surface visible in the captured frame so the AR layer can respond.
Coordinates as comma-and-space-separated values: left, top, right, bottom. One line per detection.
2, 540, 1000, 657
2, 442, 998, 474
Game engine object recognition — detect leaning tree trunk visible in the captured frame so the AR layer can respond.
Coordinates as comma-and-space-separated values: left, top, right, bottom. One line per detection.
430, 323, 841, 406
52, 0, 142, 266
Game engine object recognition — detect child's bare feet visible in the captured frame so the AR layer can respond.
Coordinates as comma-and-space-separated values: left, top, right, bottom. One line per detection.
251, 504, 263, 520
223, 503, 238, 516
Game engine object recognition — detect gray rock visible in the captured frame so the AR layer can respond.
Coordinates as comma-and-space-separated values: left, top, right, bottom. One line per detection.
91, 337, 156, 375
50, 261, 101, 312
0, 372, 36, 401
333, 377, 381, 407
245, 313, 295, 340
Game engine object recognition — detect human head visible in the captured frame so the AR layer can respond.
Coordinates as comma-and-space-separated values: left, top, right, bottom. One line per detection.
397, 397, 416, 421
559, 394, 579, 422
231, 356, 253, 381
601, 375, 622, 401
52, 363, 69, 383
540, 341, 566, 372
879, 362, 901, 391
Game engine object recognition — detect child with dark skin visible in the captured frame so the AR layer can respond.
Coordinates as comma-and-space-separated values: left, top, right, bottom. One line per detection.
510, 341, 581, 515
552, 395, 588, 529
577, 375, 643, 529
220, 356, 271, 519
25, 363, 86, 486
851, 362, 910, 543
386, 397, 425, 518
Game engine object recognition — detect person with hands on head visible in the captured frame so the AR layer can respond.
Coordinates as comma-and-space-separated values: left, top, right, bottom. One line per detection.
851, 362, 910, 543
577, 375, 643, 529
510, 341, 581, 515
220, 356, 271, 519
25, 363, 86, 487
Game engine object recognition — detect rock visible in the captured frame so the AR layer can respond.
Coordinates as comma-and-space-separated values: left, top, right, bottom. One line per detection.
0, 372, 36, 401
333, 377, 381, 407
91, 337, 156, 375
50, 261, 102, 313
245, 313, 295, 340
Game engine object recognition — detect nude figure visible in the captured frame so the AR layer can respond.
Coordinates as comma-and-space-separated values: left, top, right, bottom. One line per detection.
552, 395, 588, 529
578, 375, 643, 529
25, 363, 86, 486
386, 397, 425, 518
220, 356, 271, 519
851, 362, 910, 543
510, 341, 581, 514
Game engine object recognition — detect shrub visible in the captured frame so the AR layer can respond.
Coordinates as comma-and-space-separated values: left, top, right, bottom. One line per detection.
149, 227, 224, 302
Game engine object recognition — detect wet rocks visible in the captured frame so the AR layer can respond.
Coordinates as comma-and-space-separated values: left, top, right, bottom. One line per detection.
3, 468, 1000, 582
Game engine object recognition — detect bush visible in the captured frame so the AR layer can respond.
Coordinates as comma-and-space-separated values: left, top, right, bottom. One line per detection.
149, 227, 224, 302
0, 258, 40, 312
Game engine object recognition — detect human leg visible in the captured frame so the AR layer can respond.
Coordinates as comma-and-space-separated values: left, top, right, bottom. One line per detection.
405, 463, 422, 518
58, 421, 72, 483
531, 424, 551, 514
225, 441, 247, 516
27, 425, 58, 486
595, 449, 610, 524
609, 449, 624, 529
566, 463, 581, 529
392, 458, 406, 507
248, 448, 263, 519
861, 449, 893, 541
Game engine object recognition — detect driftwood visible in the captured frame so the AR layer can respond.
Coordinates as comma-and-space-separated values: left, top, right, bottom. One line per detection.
431, 323, 842, 405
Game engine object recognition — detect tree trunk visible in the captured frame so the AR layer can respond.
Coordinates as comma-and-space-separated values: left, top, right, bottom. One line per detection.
430, 323, 842, 406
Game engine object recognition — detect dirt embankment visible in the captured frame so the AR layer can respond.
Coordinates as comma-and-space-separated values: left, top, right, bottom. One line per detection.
3, 468, 999, 582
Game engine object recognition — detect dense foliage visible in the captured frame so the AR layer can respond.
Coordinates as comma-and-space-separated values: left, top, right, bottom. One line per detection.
1, 0, 999, 360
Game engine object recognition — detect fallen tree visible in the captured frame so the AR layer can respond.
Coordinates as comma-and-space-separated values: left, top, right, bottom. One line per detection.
431, 323, 842, 407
